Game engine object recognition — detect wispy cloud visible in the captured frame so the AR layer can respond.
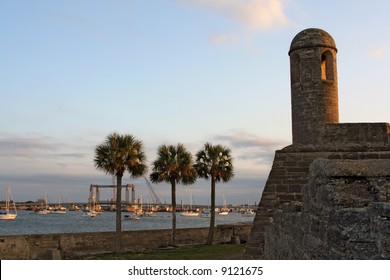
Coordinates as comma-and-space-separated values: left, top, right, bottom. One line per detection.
212, 129, 288, 165
175, 0, 290, 53
176, 0, 290, 30
368, 45, 390, 59
214, 130, 286, 148
0, 133, 58, 158
0, 133, 89, 158
209, 33, 240, 44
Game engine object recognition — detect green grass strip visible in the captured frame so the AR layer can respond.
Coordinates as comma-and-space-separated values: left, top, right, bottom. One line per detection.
92, 244, 245, 260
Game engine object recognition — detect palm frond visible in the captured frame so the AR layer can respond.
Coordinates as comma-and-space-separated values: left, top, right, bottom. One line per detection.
194, 142, 234, 182
94, 132, 147, 178
150, 143, 197, 185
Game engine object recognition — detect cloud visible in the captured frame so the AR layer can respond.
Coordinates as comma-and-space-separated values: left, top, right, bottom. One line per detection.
0, 133, 91, 159
0, 133, 58, 158
0, 132, 268, 203
209, 33, 240, 44
212, 129, 288, 165
214, 130, 287, 149
368, 45, 390, 59
176, 0, 290, 30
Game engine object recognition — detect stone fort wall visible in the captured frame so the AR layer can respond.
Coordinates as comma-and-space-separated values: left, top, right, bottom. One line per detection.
264, 159, 390, 259
244, 148, 390, 258
323, 123, 390, 147
0, 224, 251, 260
244, 28, 390, 259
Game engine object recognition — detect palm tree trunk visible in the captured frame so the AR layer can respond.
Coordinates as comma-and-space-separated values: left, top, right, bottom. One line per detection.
171, 179, 176, 246
115, 174, 122, 252
206, 176, 216, 245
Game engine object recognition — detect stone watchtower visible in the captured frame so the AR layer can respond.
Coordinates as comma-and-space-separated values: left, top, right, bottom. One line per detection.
289, 28, 339, 145
244, 28, 390, 259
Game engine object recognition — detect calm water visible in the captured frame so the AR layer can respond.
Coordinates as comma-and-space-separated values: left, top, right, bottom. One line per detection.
0, 210, 255, 236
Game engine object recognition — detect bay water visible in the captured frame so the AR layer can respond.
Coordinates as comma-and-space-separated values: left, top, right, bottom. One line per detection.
0, 210, 255, 236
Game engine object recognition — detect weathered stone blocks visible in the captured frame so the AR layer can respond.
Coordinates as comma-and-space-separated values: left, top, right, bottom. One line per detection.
244, 28, 390, 259
0, 224, 252, 260
263, 159, 390, 259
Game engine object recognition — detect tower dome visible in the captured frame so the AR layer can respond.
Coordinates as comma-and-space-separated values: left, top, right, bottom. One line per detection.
289, 28, 337, 55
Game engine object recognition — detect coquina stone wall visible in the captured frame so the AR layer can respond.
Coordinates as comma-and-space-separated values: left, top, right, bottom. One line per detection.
263, 159, 390, 259
243, 28, 390, 259
244, 148, 390, 258
0, 223, 251, 260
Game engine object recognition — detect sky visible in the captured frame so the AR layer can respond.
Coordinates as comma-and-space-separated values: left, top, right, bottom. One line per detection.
0, 0, 389, 205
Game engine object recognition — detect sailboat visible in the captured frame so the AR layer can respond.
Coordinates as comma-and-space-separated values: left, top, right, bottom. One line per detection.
82, 195, 97, 218
180, 193, 199, 217
142, 197, 157, 217
34, 193, 50, 215
218, 195, 229, 216
51, 197, 67, 214
0, 187, 17, 220
241, 199, 256, 217
124, 196, 142, 220
200, 208, 211, 218
241, 208, 256, 216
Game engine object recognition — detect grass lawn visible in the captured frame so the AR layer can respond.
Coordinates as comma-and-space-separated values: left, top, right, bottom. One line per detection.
90, 244, 245, 260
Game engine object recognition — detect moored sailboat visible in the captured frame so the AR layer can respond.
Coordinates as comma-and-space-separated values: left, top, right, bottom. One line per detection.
241, 200, 256, 217
51, 197, 67, 214
180, 193, 199, 217
218, 195, 229, 216
200, 209, 211, 218
0, 187, 17, 220
82, 195, 97, 218
34, 193, 50, 215
241, 208, 256, 217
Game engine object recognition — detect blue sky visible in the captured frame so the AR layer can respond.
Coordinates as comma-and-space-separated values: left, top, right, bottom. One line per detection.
1, 0, 389, 204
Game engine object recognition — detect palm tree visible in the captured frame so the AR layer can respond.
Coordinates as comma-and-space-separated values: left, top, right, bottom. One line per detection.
94, 132, 147, 252
150, 144, 197, 246
194, 142, 234, 245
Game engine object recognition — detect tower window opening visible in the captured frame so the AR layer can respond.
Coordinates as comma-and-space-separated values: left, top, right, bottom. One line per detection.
321, 51, 334, 81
